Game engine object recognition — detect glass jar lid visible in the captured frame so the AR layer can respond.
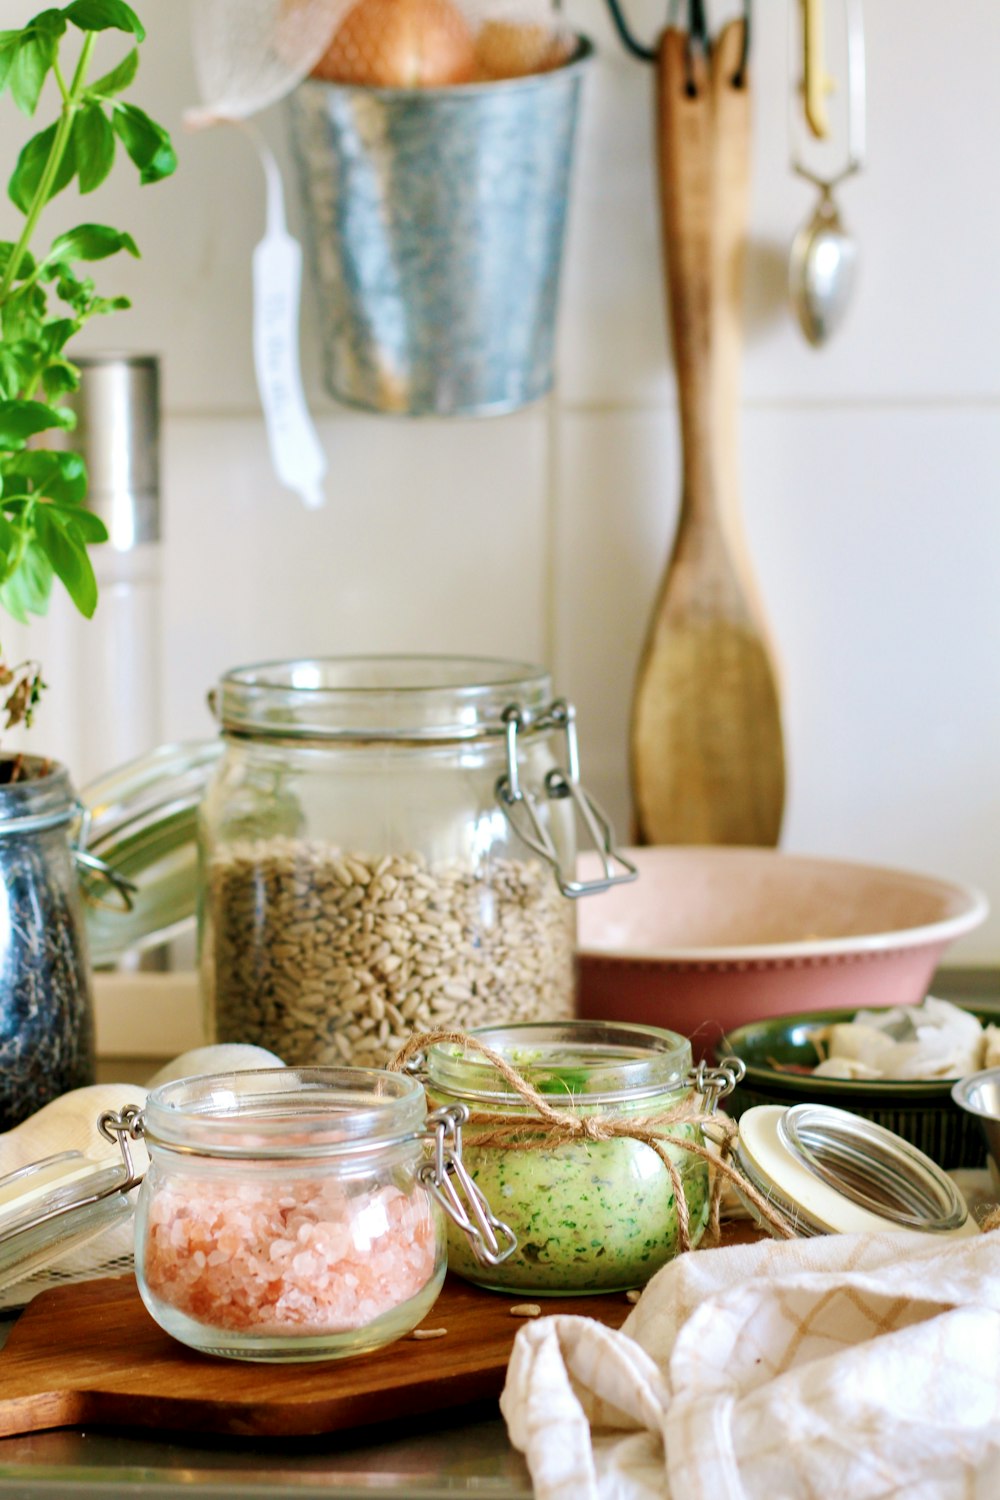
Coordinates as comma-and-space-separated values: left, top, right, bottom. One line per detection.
423, 1020, 692, 1107
212, 655, 553, 742
0, 1151, 135, 1297
79, 738, 222, 965
735, 1103, 973, 1238
141, 1067, 428, 1159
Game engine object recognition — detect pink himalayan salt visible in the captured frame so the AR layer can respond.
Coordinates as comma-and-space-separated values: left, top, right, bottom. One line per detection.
142, 1174, 438, 1334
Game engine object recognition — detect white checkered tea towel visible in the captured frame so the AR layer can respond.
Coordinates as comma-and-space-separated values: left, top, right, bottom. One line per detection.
501, 1230, 1000, 1499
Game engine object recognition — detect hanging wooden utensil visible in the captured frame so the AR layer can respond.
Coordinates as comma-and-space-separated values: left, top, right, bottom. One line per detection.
629, 18, 785, 847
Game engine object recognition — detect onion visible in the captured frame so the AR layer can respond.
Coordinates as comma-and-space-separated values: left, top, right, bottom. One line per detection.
474, 20, 573, 80
311, 0, 477, 88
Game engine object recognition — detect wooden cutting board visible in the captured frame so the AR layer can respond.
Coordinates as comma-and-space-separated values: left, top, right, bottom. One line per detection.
0, 1273, 634, 1439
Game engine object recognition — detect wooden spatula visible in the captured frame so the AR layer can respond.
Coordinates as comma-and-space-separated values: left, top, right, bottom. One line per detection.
629, 21, 785, 847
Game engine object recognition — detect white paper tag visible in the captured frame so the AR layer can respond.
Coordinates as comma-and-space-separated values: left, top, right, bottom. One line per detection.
251, 138, 327, 511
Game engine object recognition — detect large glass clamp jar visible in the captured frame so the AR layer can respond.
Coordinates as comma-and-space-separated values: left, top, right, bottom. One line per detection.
200, 657, 636, 1069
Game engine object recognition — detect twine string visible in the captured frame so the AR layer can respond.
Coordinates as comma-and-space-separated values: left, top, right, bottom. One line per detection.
387, 1028, 794, 1250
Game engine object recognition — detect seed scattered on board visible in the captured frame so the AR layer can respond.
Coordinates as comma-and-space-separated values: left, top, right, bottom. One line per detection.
625, 1290, 641, 1304
509, 1304, 541, 1318
410, 1327, 448, 1340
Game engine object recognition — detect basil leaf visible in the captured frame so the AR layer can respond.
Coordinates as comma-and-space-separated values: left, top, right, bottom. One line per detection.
88, 294, 130, 318
0, 398, 68, 448
42, 359, 80, 398
0, 243, 35, 279
88, 46, 138, 97
0, 35, 19, 98
1, 283, 46, 343
0, 536, 54, 620
9, 13, 65, 116
0, 515, 16, 565
75, 102, 115, 193
64, 1, 145, 42
48, 503, 107, 543
7, 449, 88, 505
10, 36, 54, 117
40, 318, 76, 355
9, 120, 77, 213
35, 503, 97, 616
0, 580, 29, 623
52, 264, 94, 315
49, 223, 139, 262
111, 102, 176, 184
0, 339, 43, 398
0, 350, 24, 401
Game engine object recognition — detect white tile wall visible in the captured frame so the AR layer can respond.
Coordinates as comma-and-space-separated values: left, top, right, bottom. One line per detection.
553, 405, 1000, 932
160, 410, 551, 742
3, 0, 999, 978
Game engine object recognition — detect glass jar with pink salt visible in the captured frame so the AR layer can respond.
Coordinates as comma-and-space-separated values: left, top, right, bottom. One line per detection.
128, 1067, 516, 1361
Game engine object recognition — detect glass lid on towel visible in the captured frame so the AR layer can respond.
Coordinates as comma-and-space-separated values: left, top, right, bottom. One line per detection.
0, 1147, 139, 1299
733, 1103, 975, 1239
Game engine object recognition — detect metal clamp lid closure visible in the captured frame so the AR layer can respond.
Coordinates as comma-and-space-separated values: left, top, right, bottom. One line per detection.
688, 1057, 745, 1112
97, 1104, 147, 1188
496, 701, 638, 898
419, 1105, 517, 1268
73, 802, 137, 913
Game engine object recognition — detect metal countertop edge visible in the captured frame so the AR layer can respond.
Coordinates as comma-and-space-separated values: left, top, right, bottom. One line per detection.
0, 1474, 527, 1499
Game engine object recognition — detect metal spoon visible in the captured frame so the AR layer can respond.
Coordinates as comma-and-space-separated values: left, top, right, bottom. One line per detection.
788, 0, 866, 347
789, 185, 857, 345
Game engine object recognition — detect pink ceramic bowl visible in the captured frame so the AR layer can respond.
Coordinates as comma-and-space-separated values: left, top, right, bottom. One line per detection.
575, 848, 988, 1060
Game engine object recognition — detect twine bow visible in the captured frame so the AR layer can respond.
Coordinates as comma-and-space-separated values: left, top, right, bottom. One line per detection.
388, 1029, 794, 1252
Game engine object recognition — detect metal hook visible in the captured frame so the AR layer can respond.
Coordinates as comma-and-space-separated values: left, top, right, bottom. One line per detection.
732, 0, 752, 87
604, 0, 751, 86
605, 0, 656, 61
790, 0, 866, 191
687, 0, 710, 55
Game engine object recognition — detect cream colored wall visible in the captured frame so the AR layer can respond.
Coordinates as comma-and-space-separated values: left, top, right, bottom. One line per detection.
2, 0, 999, 986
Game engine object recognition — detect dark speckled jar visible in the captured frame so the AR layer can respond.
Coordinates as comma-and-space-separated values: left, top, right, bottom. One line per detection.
0, 756, 94, 1130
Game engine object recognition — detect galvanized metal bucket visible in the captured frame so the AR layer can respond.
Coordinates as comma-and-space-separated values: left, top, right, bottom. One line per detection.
286, 40, 592, 417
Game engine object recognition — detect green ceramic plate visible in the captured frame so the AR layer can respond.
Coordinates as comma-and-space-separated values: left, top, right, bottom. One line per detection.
716, 1002, 1000, 1171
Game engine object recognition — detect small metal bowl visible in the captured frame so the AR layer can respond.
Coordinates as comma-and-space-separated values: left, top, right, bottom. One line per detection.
718, 1005, 1000, 1170
952, 1069, 1000, 1183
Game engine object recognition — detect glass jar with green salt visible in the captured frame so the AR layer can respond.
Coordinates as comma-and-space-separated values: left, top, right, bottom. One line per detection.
422, 1020, 729, 1295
